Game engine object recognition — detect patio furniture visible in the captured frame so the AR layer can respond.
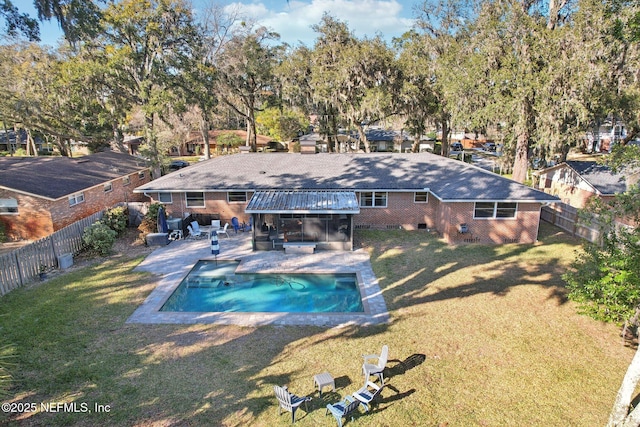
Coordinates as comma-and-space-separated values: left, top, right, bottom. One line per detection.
187, 224, 203, 239
326, 395, 360, 427
352, 381, 384, 412
231, 217, 242, 233
216, 223, 230, 238
273, 385, 311, 423
313, 371, 335, 396
211, 219, 221, 231
362, 345, 388, 384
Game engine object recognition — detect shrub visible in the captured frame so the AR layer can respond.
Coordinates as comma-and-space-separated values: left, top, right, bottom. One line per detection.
137, 203, 163, 238
102, 206, 128, 235
83, 223, 117, 256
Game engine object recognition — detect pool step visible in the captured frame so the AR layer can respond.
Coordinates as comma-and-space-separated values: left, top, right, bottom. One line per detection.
186, 278, 226, 288
335, 278, 355, 290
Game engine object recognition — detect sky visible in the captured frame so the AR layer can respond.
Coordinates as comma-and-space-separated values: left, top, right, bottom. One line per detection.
20, 0, 418, 48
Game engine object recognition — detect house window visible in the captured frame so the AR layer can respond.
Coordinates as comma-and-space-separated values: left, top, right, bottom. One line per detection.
360, 191, 387, 208
496, 202, 517, 218
414, 192, 428, 203
122, 176, 130, 185
138, 171, 145, 180
186, 192, 205, 208
104, 182, 113, 193
0, 199, 18, 214
474, 202, 517, 219
158, 193, 172, 203
228, 192, 247, 203
69, 192, 85, 207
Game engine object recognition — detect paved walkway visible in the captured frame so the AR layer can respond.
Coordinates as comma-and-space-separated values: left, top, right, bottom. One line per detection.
127, 232, 389, 327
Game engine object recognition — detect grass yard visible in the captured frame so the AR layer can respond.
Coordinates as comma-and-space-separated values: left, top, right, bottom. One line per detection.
0, 222, 634, 426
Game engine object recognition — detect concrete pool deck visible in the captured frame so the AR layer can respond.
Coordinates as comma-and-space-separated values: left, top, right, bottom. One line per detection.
127, 232, 390, 327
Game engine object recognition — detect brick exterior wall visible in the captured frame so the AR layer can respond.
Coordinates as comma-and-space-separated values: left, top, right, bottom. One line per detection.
0, 170, 150, 241
441, 202, 541, 244
151, 191, 253, 225
145, 190, 543, 245
354, 192, 438, 230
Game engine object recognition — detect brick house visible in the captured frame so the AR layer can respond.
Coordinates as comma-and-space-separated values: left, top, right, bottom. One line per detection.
134, 152, 558, 249
533, 161, 630, 208
0, 151, 151, 241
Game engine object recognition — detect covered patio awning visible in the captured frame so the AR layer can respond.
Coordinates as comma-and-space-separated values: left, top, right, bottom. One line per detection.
245, 191, 360, 214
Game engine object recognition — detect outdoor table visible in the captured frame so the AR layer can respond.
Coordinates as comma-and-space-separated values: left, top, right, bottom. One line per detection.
313, 372, 335, 396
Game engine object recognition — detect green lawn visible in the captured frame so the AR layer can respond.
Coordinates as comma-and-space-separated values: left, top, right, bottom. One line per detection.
0, 222, 633, 426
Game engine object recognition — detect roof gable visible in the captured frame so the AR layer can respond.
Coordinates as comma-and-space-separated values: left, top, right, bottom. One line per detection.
564, 161, 627, 195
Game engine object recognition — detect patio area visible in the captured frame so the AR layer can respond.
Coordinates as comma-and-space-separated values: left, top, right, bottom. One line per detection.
127, 232, 389, 327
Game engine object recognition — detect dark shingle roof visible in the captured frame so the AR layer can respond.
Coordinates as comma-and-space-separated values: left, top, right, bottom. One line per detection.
565, 161, 627, 195
136, 153, 557, 203
0, 151, 149, 199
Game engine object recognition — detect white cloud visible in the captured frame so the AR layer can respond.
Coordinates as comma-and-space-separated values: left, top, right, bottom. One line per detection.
224, 0, 415, 47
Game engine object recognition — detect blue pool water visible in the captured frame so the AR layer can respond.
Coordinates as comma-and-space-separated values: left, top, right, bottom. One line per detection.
160, 260, 364, 313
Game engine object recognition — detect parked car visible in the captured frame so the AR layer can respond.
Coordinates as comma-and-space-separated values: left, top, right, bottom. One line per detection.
483, 142, 497, 151
168, 160, 190, 171
450, 142, 463, 152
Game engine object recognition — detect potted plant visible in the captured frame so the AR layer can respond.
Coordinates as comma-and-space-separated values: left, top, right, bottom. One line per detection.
39, 265, 48, 281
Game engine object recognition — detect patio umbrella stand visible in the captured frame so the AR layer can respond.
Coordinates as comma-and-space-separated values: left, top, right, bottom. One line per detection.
211, 230, 220, 264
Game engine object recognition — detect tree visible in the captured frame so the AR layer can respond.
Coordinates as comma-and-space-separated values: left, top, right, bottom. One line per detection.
98, 0, 199, 174
308, 14, 355, 152
0, 42, 112, 155
256, 106, 309, 142
0, 0, 103, 44
215, 25, 281, 152
394, 30, 440, 152
414, 0, 472, 158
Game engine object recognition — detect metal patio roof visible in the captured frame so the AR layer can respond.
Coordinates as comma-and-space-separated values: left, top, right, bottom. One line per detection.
245, 191, 360, 214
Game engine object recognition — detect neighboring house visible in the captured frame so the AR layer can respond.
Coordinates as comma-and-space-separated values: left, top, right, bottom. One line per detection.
134, 152, 558, 249
178, 130, 273, 156
534, 161, 630, 208
584, 118, 626, 153
365, 129, 412, 152
0, 129, 45, 154
0, 151, 151, 241
450, 131, 494, 150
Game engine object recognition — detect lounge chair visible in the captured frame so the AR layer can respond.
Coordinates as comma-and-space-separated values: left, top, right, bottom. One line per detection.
187, 224, 203, 239
352, 381, 384, 412
362, 345, 388, 384
326, 395, 360, 427
216, 223, 230, 238
273, 385, 311, 423
244, 216, 253, 231
211, 219, 221, 231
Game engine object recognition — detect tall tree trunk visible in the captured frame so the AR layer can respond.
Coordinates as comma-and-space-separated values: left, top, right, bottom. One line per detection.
200, 115, 211, 160
356, 123, 369, 153
144, 113, 161, 178
441, 112, 450, 157
112, 123, 127, 153
26, 128, 37, 156
608, 344, 640, 427
512, 98, 533, 183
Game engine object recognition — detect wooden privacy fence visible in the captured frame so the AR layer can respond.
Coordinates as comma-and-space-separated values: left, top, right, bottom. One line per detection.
0, 211, 104, 296
541, 203, 601, 243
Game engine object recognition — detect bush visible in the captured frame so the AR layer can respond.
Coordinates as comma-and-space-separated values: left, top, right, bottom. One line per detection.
83, 223, 117, 256
0, 221, 7, 243
137, 203, 163, 238
102, 206, 128, 235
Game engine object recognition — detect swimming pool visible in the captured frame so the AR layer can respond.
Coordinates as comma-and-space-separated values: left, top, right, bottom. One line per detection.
160, 260, 364, 313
